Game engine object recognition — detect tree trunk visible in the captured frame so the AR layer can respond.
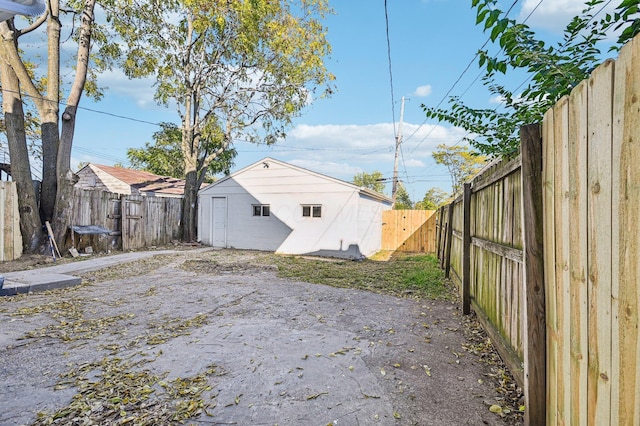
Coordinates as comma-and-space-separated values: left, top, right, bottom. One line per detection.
40, 120, 59, 222
0, 62, 43, 252
41, 1, 62, 223
181, 169, 199, 242
51, 0, 96, 248
51, 105, 78, 247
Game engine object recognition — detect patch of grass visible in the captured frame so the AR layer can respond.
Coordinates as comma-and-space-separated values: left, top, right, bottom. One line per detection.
275, 253, 451, 300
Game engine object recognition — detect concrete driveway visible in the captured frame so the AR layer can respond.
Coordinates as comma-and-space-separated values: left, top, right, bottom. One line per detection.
0, 249, 517, 425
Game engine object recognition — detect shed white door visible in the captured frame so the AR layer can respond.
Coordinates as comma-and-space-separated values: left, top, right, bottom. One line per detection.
211, 197, 227, 247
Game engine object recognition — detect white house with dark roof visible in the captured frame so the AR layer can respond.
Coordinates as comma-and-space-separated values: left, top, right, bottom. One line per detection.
197, 157, 393, 259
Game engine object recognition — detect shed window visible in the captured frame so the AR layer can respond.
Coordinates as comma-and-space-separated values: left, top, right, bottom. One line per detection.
302, 205, 322, 218
253, 205, 270, 216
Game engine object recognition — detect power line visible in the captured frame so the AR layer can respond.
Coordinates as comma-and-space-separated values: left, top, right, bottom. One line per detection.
406, 0, 522, 155
383, 0, 397, 136
407, 0, 618, 196
0, 85, 164, 127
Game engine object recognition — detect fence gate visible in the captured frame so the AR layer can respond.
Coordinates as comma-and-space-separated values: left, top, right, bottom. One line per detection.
122, 196, 143, 251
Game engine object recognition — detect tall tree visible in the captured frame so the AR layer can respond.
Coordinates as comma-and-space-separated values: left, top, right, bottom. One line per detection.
423, 0, 640, 156
108, 0, 334, 241
432, 144, 486, 195
0, 1, 112, 250
393, 183, 413, 210
414, 187, 448, 210
127, 122, 236, 183
353, 170, 385, 193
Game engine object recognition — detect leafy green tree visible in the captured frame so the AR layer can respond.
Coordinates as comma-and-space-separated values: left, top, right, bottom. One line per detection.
394, 184, 413, 210
127, 123, 236, 183
415, 187, 448, 210
353, 170, 385, 193
423, 0, 640, 156
108, 0, 334, 241
432, 144, 487, 195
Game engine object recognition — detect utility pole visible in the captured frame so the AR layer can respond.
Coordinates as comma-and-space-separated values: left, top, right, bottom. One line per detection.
391, 96, 405, 206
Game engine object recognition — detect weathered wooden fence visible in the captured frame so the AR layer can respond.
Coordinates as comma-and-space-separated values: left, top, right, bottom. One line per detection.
436, 155, 526, 386
70, 189, 182, 252
0, 181, 22, 261
437, 35, 640, 425
381, 210, 436, 253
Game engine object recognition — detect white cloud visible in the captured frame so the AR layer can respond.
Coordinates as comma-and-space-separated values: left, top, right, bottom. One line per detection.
404, 158, 426, 167
519, 0, 617, 34
414, 84, 433, 97
287, 122, 467, 158
261, 122, 467, 184
98, 69, 157, 108
289, 159, 363, 178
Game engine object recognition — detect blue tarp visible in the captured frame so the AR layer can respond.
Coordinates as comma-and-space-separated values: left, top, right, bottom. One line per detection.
70, 225, 111, 235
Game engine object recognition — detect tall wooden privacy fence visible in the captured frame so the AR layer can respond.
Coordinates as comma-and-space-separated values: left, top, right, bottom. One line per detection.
69, 189, 182, 252
437, 36, 640, 425
0, 181, 22, 261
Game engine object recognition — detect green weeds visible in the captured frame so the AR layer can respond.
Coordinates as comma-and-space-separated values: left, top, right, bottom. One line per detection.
274, 253, 451, 300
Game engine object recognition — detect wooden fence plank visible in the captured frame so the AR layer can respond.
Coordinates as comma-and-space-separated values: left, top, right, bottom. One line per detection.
520, 123, 546, 426
462, 183, 471, 314
586, 58, 614, 426
0, 182, 22, 261
554, 95, 572, 425
568, 78, 589, 426
612, 36, 640, 426
436, 207, 443, 258
444, 203, 454, 278
542, 106, 558, 426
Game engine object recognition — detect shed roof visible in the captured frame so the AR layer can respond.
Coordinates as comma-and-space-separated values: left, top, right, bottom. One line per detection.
82, 164, 187, 196
200, 157, 393, 204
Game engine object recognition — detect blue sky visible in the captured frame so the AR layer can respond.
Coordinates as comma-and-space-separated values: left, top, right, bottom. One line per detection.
18, 0, 616, 201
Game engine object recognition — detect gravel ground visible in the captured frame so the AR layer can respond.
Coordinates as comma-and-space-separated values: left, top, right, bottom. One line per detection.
0, 249, 521, 425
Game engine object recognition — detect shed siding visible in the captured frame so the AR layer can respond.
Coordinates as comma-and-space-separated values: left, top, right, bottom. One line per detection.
75, 165, 132, 194
357, 194, 386, 256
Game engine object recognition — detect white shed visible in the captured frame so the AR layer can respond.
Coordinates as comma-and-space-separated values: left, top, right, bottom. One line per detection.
197, 158, 393, 259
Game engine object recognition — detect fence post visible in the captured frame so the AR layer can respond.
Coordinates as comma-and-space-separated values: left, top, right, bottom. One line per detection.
444, 202, 454, 278
436, 207, 443, 261
462, 183, 471, 315
439, 208, 448, 268
520, 123, 546, 426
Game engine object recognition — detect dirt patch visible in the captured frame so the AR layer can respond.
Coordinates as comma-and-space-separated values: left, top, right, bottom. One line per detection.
182, 259, 277, 275
0, 249, 522, 425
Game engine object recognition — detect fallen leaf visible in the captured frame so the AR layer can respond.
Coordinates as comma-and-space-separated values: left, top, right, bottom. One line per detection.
489, 405, 503, 414
306, 392, 328, 400
423, 365, 431, 377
